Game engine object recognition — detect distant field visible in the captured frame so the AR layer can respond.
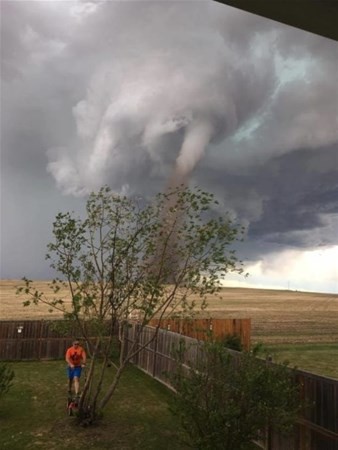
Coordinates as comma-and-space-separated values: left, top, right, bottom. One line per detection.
1, 279, 73, 320
2, 279, 338, 345
200, 287, 338, 345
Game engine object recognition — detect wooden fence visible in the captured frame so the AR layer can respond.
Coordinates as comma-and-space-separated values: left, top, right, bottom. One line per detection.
0, 320, 104, 360
124, 324, 338, 450
148, 317, 251, 349
0, 318, 250, 360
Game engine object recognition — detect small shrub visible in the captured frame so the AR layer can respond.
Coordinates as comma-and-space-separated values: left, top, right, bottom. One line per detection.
222, 333, 243, 351
0, 363, 14, 397
170, 341, 300, 450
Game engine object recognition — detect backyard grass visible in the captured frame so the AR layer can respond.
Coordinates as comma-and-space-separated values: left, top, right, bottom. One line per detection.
0, 361, 188, 450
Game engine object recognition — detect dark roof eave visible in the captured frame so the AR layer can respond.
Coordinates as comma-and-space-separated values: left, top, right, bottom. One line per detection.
214, 0, 338, 42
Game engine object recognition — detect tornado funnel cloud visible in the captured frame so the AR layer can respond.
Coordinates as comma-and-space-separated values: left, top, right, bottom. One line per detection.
169, 120, 214, 188
154, 121, 214, 283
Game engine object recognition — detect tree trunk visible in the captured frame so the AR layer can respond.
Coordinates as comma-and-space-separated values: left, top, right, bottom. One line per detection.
98, 364, 125, 411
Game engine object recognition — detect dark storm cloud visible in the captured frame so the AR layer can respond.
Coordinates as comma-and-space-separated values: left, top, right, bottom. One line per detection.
1, 0, 337, 290
194, 142, 338, 256
247, 145, 338, 249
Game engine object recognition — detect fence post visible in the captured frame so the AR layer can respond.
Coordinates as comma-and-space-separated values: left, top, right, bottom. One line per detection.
152, 330, 158, 378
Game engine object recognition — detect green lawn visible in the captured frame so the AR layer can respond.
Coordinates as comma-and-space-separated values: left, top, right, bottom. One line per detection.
262, 343, 338, 379
0, 361, 188, 450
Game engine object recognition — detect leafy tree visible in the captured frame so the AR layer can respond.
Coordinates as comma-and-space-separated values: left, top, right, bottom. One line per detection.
0, 363, 14, 398
17, 185, 244, 425
170, 341, 300, 450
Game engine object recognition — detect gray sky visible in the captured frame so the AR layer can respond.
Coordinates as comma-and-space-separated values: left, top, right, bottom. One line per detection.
1, 0, 338, 293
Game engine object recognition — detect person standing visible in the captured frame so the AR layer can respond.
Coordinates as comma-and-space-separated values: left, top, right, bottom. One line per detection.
65, 339, 86, 397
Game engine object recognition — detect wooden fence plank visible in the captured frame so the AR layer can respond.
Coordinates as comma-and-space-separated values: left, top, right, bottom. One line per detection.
148, 317, 251, 349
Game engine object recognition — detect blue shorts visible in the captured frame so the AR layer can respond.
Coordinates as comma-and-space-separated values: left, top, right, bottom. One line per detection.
67, 366, 82, 379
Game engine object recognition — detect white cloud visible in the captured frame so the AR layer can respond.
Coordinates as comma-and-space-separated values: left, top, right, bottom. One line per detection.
224, 246, 338, 293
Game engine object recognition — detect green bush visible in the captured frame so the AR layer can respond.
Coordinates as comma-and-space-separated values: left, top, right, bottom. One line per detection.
0, 363, 14, 397
170, 341, 300, 450
222, 333, 243, 351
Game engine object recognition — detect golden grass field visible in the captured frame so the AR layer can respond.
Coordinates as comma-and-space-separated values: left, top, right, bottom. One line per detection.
1, 279, 338, 345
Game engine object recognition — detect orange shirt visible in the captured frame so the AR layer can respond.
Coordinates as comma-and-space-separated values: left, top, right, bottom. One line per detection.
65, 345, 86, 367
